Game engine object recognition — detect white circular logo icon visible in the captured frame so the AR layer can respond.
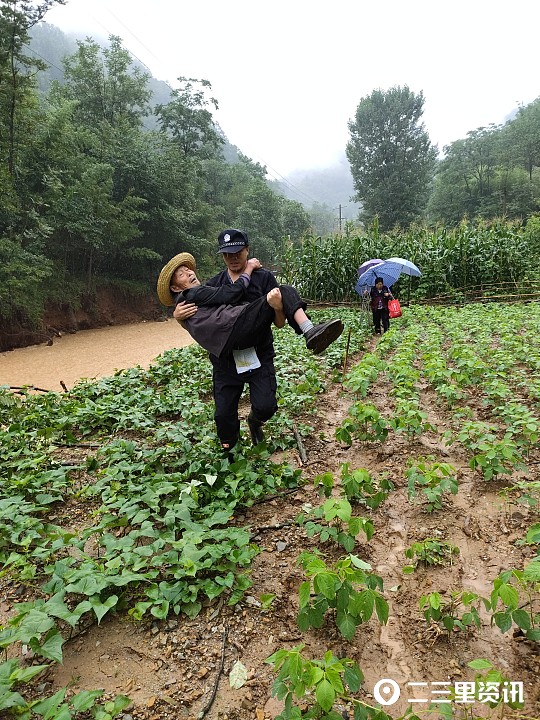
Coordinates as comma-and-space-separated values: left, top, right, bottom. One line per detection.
373, 679, 400, 706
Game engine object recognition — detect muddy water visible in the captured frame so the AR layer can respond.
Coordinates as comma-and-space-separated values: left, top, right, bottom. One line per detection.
0, 319, 194, 392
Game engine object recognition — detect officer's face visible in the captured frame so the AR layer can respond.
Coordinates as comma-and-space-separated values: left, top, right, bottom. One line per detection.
222, 247, 249, 274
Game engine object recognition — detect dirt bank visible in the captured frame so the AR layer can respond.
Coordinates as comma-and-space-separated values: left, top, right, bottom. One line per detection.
0, 284, 164, 352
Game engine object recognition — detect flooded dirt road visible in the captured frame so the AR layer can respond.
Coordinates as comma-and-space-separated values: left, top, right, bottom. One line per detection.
0, 319, 194, 392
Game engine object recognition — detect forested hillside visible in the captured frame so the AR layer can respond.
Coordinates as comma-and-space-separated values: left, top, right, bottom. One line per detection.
273, 157, 361, 235
0, 4, 312, 349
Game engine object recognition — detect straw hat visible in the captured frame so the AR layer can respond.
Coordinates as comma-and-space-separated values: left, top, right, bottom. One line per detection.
157, 252, 196, 307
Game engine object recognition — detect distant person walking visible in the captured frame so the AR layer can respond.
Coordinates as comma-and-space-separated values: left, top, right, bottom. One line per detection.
369, 277, 393, 334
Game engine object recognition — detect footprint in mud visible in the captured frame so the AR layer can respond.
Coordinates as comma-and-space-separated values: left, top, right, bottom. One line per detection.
378, 617, 414, 675
370, 517, 417, 685
374, 518, 408, 577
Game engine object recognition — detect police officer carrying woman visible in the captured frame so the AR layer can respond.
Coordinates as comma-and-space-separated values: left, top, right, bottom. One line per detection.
173, 230, 279, 451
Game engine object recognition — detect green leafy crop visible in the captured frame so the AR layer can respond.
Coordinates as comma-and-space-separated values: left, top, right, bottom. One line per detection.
296, 498, 374, 553
296, 551, 388, 641
406, 457, 458, 512
403, 538, 460, 573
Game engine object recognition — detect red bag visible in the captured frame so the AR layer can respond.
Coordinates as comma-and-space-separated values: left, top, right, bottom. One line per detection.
388, 298, 402, 319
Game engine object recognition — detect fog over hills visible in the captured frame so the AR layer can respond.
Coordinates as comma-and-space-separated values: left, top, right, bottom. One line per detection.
274, 157, 361, 224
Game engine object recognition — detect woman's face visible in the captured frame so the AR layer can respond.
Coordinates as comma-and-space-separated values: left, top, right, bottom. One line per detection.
170, 265, 199, 291
376, 281, 383, 290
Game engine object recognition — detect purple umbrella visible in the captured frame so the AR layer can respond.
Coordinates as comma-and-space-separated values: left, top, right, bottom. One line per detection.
357, 258, 384, 277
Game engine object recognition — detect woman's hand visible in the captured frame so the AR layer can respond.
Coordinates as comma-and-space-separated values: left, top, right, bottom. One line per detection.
246, 258, 262, 273
266, 287, 283, 310
173, 301, 197, 322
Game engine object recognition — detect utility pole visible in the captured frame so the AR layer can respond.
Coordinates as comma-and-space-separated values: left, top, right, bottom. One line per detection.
337, 204, 347, 233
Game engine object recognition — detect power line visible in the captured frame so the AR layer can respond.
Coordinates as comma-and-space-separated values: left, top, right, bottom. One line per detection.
103, 8, 163, 68
23, 43, 64, 73
43, 9, 165, 84
86, 9, 327, 207
237, 149, 326, 206
265, 165, 328, 206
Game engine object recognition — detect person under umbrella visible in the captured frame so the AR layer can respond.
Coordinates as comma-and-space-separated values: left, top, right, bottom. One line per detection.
355, 257, 421, 313
355, 257, 421, 293
369, 277, 393, 334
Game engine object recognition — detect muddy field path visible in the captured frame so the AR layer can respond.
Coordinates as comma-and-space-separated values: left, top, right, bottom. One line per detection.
38, 333, 540, 719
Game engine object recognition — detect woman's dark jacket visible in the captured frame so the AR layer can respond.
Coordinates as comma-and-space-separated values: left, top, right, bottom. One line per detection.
174, 279, 249, 358
369, 285, 391, 311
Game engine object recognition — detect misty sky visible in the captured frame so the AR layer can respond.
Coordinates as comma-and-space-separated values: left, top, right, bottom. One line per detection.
45, 0, 540, 178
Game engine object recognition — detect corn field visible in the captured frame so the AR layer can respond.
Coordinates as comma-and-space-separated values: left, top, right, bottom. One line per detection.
280, 218, 540, 303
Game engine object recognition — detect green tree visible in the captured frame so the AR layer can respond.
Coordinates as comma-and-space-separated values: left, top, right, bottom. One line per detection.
281, 198, 310, 241
201, 152, 265, 222
200, 152, 294, 257
0, 1, 64, 326
428, 126, 511, 223
307, 201, 335, 236
427, 153, 470, 225
24, 97, 146, 280
107, 131, 210, 270
31, 36, 156, 283
0, 0, 64, 233
221, 157, 310, 264
346, 85, 436, 231
428, 101, 540, 224
29, 21, 76, 90
60, 35, 151, 128
506, 98, 540, 181
498, 99, 540, 217
0, 0, 64, 177
492, 165, 537, 219
156, 77, 223, 158
234, 182, 284, 263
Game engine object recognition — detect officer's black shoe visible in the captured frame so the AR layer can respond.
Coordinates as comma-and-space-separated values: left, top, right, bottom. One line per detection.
247, 411, 265, 446
305, 319, 344, 355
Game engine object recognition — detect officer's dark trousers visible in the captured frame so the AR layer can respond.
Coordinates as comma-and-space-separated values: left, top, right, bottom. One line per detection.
212, 360, 277, 445
213, 285, 306, 445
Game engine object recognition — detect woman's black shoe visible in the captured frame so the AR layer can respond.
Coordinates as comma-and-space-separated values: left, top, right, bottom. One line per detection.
305, 319, 344, 354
